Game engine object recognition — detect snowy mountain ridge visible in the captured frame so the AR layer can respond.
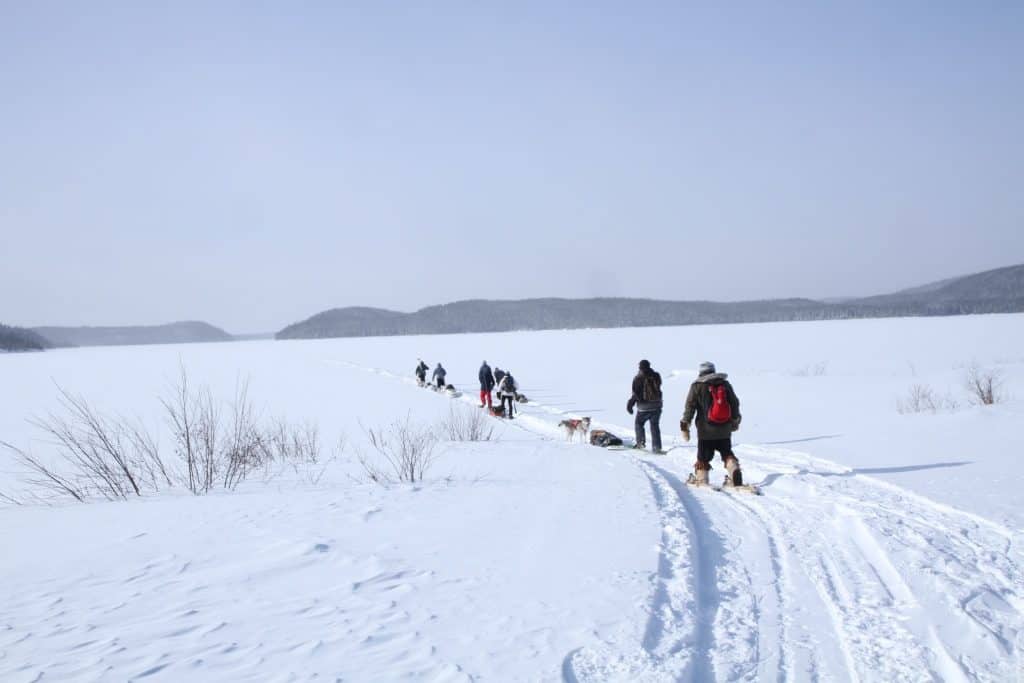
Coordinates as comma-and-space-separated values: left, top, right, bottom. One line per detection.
278, 263, 1024, 340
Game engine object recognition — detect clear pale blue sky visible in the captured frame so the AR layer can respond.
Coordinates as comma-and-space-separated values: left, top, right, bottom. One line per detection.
2, 2, 1022, 332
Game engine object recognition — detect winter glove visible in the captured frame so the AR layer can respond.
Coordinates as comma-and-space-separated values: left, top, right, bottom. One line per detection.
626, 398, 636, 415
680, 421, 690, 442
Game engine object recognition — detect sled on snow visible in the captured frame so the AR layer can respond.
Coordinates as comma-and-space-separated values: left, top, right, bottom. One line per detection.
589, 429, 624, 448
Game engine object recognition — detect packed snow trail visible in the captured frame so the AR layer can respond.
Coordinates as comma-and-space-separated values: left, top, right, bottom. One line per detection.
336, 358, 1024, 682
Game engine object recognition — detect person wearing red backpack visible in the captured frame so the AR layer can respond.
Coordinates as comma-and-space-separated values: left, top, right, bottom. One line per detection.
680, 361, 743, 486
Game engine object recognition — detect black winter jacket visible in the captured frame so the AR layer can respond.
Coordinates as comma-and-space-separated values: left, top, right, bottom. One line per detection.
479, 364, 495, 391
627, 368, 663, 413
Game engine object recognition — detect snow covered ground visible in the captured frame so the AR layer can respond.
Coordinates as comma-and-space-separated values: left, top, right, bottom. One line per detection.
2, 314, 1023, 681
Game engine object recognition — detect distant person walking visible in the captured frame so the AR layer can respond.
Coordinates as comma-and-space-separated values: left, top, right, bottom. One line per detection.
415, 359, 429, 386
496, 371, 517, 419
680, 361, 743, 486
432, 363, 447, 389
627, 359, 663, 453
478, 361, 495, 408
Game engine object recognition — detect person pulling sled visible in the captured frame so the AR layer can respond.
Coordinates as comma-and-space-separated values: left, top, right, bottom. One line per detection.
432, 363, 447, 389
415, 359, 429, 386
681, 361, 745, 487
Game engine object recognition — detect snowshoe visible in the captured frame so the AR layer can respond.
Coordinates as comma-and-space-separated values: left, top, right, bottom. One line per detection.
721, 473, 761, 495
686, 462, 716, 489
721, 456, 759, 494
686, 472, 719, 490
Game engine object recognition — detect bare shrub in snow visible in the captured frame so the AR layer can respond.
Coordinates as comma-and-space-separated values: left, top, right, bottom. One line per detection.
163, 372, 324, 492
0, 488, 23, 506
258, 418, 321, 466
963, 364, 1005, 406
439, 404, 495, 442
1, 440, 88, 503
220, 380, 264, 490
256, 419, 327, 486
123, 418, 174, 491
358, 415, 439, 484
162, 370, 221, 494
896, 384, 960, 414
5, 370, 331, 503
7, 385, 174, 502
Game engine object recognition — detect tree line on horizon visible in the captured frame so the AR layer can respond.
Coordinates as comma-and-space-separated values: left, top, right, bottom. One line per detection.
0, 324, 50, 352
277, 263, 1024, 339
5, 263, 1022, 349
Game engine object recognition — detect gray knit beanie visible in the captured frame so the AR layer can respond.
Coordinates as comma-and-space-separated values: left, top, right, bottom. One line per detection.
698, 361, 716, 376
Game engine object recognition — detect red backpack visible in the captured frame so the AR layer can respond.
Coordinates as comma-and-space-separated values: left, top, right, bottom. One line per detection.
706, 385, 732, 424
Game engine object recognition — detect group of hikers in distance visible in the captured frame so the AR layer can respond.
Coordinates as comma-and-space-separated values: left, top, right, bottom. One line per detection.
415, 359, 447, 389
416, 356, 745, 487
414, 359, 520, 418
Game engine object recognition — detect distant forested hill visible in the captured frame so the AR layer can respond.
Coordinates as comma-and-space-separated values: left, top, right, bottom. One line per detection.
277, 263, 1024, 340
33, 321, 233, 348
0, 324, 51, 351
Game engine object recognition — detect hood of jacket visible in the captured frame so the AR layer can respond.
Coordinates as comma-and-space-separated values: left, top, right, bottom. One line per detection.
696, 372, 729, 384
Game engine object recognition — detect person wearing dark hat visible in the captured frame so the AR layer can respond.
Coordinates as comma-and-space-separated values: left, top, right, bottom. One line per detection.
681, 361, 743, 486
627, 359, 663, 453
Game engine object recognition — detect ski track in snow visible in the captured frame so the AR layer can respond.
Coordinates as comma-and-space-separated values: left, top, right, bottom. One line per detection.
333, 359, 1024, 682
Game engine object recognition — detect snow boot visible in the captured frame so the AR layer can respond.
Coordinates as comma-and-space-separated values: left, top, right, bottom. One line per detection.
723, 455, 743, 487
688, 461, 711, 486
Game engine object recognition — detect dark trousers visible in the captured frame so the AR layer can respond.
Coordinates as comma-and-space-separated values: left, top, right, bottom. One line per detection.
697, 437, 734, 465
436, 378, 446, 388
634, 409, 662, 450
502, 394, 515, 418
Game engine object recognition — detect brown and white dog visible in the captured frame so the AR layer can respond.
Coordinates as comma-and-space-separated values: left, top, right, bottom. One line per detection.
558, 417, 591, 443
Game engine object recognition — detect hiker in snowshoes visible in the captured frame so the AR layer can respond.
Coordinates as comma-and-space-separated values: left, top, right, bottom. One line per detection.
432, 363, 447, 389
478, 361, 496, 409
496, 371, 517, 419
415, 359, 429, 386
627, 359, 663, 453
681, 361, 743, 486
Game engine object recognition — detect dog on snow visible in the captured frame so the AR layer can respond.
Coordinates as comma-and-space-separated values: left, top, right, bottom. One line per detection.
558, 417, 591, 443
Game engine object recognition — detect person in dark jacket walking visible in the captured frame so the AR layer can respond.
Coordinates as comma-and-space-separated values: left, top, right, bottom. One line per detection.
415, 359, 429, 386
478, 361, 495, 408
432, 363, 447, 389
493, 367, 506, 386
681, 361, 743, 485
627, 359, 663, 453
